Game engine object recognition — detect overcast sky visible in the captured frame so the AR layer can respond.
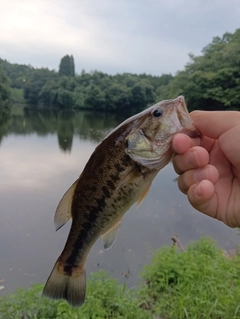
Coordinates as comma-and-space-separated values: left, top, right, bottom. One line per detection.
1, 0, 239, 75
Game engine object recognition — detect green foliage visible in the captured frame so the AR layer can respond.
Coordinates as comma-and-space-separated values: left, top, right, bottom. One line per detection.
23, 68, 58, 105
59, 55, 75, 77
2, 28, 240, 111
0, 64, 11, 103
0, 64, 11, 120
0, 57, 173, 111
159, 28, 240, 111
37, 71, 172, 112
0, 58, 33, 89
0, 272, 150, 319
84, 84, 106, 110
139, 237, 240, 318
0, 284, 58, 319
1, 238, 240, 318
10, 88, 25, 104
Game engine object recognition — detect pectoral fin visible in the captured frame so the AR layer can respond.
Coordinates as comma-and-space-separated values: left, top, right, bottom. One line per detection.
102, 220, 122, 250
136, 183, 151, 207
54, 179, 78, 231
116, 168, 140, 191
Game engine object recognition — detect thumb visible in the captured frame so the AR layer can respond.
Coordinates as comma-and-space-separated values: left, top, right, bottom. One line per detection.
190, 111, 240, 139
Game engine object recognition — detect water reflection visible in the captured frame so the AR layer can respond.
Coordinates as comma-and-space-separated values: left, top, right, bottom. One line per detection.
0, 106, 239, 296
0, 107, 124, 151
57, 111, 74, 152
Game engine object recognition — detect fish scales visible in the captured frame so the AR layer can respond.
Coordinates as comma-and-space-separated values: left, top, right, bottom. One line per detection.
43, 96, 199, 307
62, 138, 151, 265
61, 128, 140, 261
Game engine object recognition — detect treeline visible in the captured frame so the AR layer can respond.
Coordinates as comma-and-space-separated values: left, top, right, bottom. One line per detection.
0, 64, 12, 121
158, 29, 240, 110
1, 28, 240, 112
0, 56, 172, 113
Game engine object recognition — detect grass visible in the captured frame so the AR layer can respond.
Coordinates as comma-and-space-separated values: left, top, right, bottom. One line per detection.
1, 237, 240, 319
139, 237, 240, 319
0, 272, 149, 319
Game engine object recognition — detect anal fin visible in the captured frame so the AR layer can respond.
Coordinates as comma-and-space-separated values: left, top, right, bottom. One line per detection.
54, 179, 79, 231
102, 220, 122, 250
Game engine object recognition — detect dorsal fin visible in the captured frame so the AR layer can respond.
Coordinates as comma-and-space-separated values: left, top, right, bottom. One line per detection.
102, 219, 122, 250
54, 179, 78, 231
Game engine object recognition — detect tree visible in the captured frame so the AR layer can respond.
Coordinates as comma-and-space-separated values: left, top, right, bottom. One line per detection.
0, 65, 11, 122
84, 85, 106, 110
158, 28, 240, 111
0, 65, 11, 103
130, 84, 147, 112
105, 84, 130, 112
59, 55, 75, 76
0, 58, 33, 89
23, 68, 57, 105
0, 65, 11, 108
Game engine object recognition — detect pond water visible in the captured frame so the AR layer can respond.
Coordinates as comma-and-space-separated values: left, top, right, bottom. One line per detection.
0, 106, 239, 295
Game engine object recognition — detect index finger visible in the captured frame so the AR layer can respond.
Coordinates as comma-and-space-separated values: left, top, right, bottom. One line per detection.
172, 133, 200, 154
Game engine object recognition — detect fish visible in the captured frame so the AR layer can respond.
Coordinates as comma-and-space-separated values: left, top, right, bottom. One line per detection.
42, 96, 198, 307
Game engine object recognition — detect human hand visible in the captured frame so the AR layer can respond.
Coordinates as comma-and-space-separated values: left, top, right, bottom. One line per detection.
172, 111, 240, 228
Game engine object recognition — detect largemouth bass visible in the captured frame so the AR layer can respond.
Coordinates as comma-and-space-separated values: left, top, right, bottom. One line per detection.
43, 96, 198, 307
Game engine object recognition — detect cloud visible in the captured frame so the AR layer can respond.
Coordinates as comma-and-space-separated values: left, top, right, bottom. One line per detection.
0, 134, 95, 190
0, 0, 239, 74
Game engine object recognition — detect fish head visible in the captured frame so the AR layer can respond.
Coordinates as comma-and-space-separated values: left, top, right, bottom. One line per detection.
138, 95, 198, 140
125, 96, 199, 170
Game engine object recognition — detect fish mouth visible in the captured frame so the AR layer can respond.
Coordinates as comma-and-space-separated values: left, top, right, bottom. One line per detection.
171, 96, 200, 138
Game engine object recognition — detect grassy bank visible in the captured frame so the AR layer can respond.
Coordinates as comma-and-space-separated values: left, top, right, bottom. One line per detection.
1, 237, 240, 319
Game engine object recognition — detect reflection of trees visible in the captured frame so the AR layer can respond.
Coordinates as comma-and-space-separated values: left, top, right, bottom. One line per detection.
74, 111, 121, 142
0, 110, 11, 145
23, 108, 58, 135
0, 107, 126, 152
57, 111, 74, 152
5, 108, 59, 136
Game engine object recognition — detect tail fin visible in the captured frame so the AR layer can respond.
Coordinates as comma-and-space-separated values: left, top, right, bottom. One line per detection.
42, 262, 86, 308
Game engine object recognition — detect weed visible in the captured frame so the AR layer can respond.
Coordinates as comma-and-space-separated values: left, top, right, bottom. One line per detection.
1, 238, 240, 319
139, 237, 240, 319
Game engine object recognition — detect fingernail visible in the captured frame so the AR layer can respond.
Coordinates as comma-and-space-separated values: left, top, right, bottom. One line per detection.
195, 184, 201, 196
186, 150, 198, 167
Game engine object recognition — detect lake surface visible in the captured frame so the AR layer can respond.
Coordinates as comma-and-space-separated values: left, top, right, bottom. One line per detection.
0, 106, 239, 295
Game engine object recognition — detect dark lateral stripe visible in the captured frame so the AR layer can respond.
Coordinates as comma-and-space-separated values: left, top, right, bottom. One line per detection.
65, 195, 107, 266
106, 179, 115, 190
95, 197, 105, 210
114, 163, 123, 172
89, 185, 97, 192
64, 264, 73, 276
110, 174, 119, 183
102, 186, 111, 198
98, 167, 104, 175
66, 227, 89, 265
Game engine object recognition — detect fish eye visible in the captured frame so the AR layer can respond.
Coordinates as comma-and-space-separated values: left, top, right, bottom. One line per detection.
152, 108, 163, 118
